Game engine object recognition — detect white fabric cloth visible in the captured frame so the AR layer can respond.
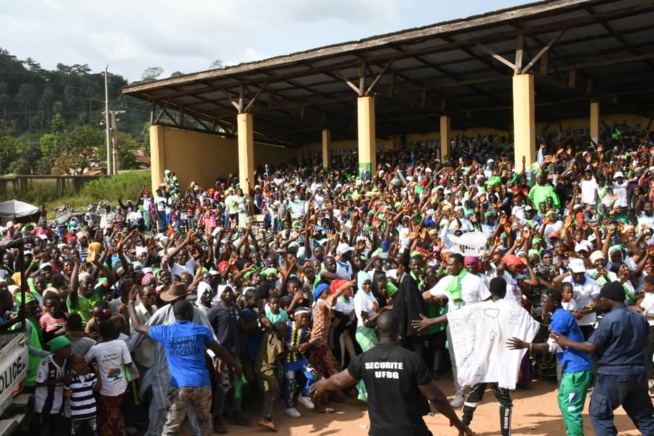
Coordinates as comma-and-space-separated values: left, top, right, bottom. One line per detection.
447, 299, 540, 390
428, 273, 490, 311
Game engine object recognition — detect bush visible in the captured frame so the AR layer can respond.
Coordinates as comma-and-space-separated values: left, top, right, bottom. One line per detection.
0, 170, 151, 218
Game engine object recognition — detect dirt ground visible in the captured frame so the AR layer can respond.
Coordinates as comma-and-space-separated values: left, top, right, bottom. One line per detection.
181, 377, 642, 436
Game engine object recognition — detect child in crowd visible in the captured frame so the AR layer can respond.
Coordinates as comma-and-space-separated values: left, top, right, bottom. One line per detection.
85, 319, 133, 436
283, 307, 319, 418
34, 336, 72, 436
255, 320, 290, 432
65, 354, 101, 436
265, 294, 290, 324
560, 283, 578, 312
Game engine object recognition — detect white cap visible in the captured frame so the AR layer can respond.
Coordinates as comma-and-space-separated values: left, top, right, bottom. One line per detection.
336, 242, 353, 254
569, 258, 586, 273
444, 189, 453, 195
614, 171, 624, 179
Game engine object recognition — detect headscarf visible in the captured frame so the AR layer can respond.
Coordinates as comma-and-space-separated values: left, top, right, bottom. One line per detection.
357, 271, 371, 291
312, 283, 330, 302
330, 279, 348, 296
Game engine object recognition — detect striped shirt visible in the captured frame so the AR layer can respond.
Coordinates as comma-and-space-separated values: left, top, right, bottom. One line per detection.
34, 356, 67, 415
64, 371, 97, 420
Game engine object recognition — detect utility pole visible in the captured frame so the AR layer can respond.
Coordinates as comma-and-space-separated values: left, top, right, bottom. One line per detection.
110, 110, 126, 175
104, 66, 112, 176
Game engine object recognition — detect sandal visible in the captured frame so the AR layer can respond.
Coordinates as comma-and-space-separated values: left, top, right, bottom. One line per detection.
257, 419, 279, 432
314, 407, 336, 414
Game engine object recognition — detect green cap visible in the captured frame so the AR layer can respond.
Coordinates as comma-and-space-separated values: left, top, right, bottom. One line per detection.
47, 336, 71, 352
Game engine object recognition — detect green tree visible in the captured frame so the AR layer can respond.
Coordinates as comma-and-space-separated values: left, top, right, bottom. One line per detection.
10, 140, 42, 174
116, 131, 140, 170
0, 136, 20, 174
140, 122, 150, 155
209, 59, 224, 69
66, 125, 104, 174
51, 151, 73, 175
141, 67, 164, 82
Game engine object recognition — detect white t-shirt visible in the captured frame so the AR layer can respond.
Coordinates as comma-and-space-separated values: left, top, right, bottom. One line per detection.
638, 213, 654, 230
428, 272, 490, 311
353, 291, 377, 328
640, 293, 654, 326
612, 180, 628, 208
580, 178, 599, 205
562, 275, 600, 326
561, 299, 579, 312
447, 299, 540, 390
334, 296, 356, 325
85, 339, 132, 396
336, 260, 353, 280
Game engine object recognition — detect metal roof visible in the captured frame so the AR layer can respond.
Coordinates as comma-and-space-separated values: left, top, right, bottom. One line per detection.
123, 0, 654, 146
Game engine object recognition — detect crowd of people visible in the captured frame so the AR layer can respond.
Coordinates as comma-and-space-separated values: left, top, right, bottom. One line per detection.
1, 124, 654, 435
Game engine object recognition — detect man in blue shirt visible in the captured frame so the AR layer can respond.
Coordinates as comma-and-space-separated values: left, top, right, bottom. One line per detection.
508, 288, 593, 436
553, 281, 654, 436
127, 287, 239, 436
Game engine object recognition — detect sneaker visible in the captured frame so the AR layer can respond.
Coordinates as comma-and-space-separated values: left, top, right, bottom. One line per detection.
286, 407, 302, 418
450, 393, 464, 408
297, 395, 315, 410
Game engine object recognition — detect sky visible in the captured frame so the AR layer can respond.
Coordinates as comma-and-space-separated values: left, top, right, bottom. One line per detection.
1, 0, 531, 83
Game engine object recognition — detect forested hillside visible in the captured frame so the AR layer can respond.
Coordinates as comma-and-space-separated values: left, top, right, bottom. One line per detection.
0, 47, 151, 175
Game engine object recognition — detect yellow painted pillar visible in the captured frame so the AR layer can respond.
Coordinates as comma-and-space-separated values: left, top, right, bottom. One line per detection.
237, 113, 254, 196
149, 125, 166, 192
440, 115, 451, 160
590, 101, 600, 145
512, 74, 536, 169
322, 129, 331, 168
357, 96, 376, 178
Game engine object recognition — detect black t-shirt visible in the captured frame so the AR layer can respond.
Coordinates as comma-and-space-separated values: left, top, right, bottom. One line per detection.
348, 343, 432, 436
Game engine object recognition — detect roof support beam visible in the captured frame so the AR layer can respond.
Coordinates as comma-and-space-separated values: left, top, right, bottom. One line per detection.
522, 29, 565, 75
365, 61, 394, 96
476, 44, 516, 71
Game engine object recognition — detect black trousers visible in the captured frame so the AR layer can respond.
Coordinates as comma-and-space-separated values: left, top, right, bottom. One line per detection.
462, 383, 513, 436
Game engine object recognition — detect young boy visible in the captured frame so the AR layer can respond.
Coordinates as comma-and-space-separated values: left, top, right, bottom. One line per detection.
254, 320, 290, 431
65, 354, 101, 436
560, 283, 578, 312
34, 336, 72, 436
85, 319, 133, 436
265, 294, 289, 324
283, 307, 319, 418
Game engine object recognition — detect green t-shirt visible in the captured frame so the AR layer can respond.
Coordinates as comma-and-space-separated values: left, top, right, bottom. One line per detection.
265, 307, 290, 324
67, 288, 103, 322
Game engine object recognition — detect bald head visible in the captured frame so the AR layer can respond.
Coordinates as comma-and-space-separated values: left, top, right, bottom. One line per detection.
173, 300, 194, 321
376, 311, 399, 336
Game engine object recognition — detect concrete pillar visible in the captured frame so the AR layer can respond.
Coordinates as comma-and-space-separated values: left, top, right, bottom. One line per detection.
590, 101, 600, 145
149, 125, 166, 192
357, 96, 376, 178
512, 74, 536, 169
237, 113, 254, 196
440, 115, 451, 160
322, 129, 331, 168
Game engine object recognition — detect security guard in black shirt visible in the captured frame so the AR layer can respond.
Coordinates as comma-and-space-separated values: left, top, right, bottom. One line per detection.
311, 311, 473, 436
554, 281, 654, 436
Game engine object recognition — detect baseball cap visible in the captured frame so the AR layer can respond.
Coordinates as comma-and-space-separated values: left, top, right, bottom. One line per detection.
569, 258, 586, 274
